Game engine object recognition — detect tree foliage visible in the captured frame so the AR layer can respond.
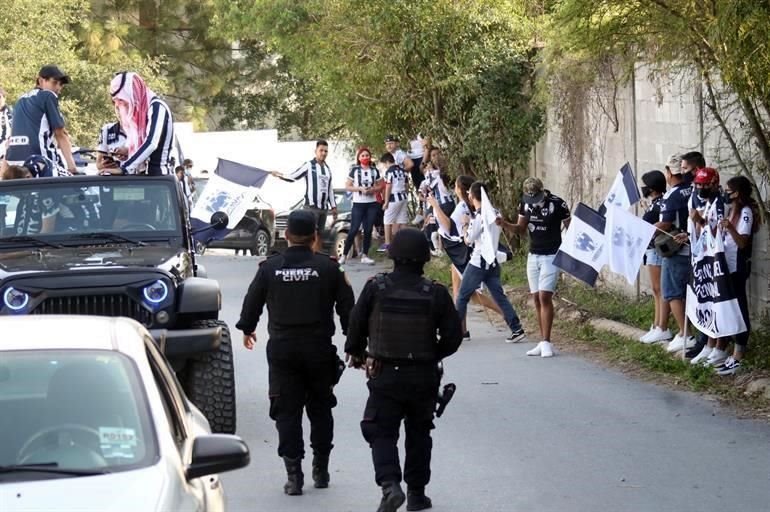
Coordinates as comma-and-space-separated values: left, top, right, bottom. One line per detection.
213, 0, 546, 212
551, 0, 770, 189
0, 0, 162, 145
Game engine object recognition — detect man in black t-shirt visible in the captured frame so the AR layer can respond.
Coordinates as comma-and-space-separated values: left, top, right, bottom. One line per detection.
504, 177, 570, 358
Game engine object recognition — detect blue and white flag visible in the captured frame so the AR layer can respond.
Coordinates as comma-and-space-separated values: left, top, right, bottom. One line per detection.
553, 203, 608, 287
686, 227, 747, 338
606, 205, 657, 285
599, 163, 641, 215
191, 158, 269, 243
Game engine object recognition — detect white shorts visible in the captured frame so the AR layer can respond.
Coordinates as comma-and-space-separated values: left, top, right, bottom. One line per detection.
527, 253, 560, 293
384, 200, 408, 225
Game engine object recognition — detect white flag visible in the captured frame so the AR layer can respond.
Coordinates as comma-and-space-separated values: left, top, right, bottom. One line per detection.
553, 203, 608, 287
606, 205, 657, 285
479, 186, 501, 265
600, 163, 641, 215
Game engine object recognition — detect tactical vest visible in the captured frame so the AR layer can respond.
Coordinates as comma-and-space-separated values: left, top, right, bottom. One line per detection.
367, 274, 437, 362
266, 255, 323, 327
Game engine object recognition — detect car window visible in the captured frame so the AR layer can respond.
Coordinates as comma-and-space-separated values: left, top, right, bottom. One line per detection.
144, 338, 188, 446
0, 181, 180, 240
0, 350, 158, 480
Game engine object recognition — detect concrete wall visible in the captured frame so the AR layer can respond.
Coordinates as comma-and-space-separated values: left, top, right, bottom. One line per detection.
532, 66, 769, 317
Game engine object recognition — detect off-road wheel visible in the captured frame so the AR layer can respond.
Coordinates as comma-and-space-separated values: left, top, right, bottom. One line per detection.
182, 320, 236, 434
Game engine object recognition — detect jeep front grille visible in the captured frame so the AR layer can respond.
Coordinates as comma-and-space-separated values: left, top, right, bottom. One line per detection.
32, 295, 153, 326
275, 217, 288, 231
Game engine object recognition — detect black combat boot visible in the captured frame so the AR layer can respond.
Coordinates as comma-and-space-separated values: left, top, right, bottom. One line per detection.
406, 487, 433, 511
312, 453, 330, 488
376, 481, 406, 512
282, 456, 304, 496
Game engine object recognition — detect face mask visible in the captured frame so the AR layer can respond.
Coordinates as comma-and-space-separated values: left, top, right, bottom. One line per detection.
641, 186, 652, 198
723, 192, 734, 205
359, 156, 371, 166
697, 187, 713, 199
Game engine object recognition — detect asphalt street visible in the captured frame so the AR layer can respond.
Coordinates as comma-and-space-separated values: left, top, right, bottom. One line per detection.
202, 253, 770, 512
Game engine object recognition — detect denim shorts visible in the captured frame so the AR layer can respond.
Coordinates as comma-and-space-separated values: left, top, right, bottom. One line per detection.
661, 254, 691, 301
527, 253, 560, 293
644, 248, 663, 267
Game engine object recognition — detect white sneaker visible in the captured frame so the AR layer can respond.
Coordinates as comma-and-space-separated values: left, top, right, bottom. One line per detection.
360, 255, 375, 265
338, 255, 346, 265
666, 335, 684, 353
540, 341, 555, 358
639, 325, 656, 342
690, 345, 713, 365
526, 342, 543, 356
706, 349, 728, 367
642, 327, 674, 344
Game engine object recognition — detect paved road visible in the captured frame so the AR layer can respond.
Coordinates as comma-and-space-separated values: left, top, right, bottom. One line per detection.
202, 253, 770, 512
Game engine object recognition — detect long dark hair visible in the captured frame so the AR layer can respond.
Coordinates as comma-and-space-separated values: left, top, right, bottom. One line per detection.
726, 175, 762, 233
455, 175, 475, 213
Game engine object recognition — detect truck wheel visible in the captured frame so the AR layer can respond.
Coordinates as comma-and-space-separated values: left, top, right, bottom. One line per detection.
182, 320, 236, 434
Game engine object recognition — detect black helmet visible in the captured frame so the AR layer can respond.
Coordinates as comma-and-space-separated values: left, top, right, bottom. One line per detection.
388, 228, 431, 263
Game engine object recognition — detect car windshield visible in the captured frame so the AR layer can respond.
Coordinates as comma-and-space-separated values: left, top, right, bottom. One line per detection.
0, 180, 181, 245
0, 350, 158, 481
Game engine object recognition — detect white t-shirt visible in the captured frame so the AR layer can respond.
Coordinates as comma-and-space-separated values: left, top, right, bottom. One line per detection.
438, 201, 470, 241
391, 149, 407, 167
724, 206, 753, 273
347, 165, 380, 203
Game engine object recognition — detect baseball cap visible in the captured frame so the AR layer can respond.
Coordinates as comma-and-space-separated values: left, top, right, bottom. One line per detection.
287, 210, 317, 237
384, 134, 398, 143
693, 166, 719, 185
39, 65, 70, 84
522, 177, 545, 204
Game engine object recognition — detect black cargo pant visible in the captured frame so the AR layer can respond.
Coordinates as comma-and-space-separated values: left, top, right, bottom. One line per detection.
361, 363, 439, 488
268, 346, 338, 460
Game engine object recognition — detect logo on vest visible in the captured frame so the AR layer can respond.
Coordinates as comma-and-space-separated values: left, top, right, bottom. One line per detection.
275, 268, 320, 282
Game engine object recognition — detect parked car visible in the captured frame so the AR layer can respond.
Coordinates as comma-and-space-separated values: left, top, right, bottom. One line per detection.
0, 315, 250, 512
273, 189, 357, 258
0, 175, 236, 434
193, 177, 275, 256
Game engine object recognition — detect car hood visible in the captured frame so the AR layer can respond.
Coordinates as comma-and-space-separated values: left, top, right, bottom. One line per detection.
0, 245, 183, 272
0, 464, 168, 512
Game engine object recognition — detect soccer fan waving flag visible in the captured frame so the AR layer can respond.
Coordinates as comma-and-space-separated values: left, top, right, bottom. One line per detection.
109, 71, 174, 176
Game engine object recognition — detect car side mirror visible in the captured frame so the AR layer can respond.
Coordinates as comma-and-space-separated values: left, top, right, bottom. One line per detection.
210, 211, 229, 231
185, 434, 250, 481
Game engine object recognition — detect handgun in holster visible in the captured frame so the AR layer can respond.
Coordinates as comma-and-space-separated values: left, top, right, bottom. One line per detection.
435, 361, 456, 418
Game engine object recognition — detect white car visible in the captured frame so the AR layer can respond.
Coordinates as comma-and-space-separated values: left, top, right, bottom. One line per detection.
0, 316, 250, 512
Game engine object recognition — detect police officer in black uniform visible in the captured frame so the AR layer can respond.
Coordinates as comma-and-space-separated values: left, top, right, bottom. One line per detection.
236, 210, 355, 496
345, 228, 463, 512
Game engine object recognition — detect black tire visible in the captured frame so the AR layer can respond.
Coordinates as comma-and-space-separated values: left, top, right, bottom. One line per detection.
251, 229, 270, 256
182, 320, 236, 434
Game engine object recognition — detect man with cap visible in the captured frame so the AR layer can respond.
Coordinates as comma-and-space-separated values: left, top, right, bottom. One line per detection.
236, 209, 355, 497
501, 177, 570, 358
345, 228, 463, 512
384, 134, 413, 171
4, 65, 76, 177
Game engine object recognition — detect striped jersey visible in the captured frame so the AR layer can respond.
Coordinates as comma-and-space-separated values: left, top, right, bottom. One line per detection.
121, 96, 174, 176
288, 158, 337, 210
97, 121, 127, 154
348, 165, 381, 203
0, 105, 11, 159
420, 169, 454, 204
384, 164, 409, 202
5, 88, 65, 169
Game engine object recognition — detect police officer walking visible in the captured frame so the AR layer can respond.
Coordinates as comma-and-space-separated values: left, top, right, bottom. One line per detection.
345, 228, 463, 512
236, 210, 355, 496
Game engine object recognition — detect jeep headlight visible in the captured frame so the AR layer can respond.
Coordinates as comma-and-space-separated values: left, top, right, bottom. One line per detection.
3, 287, 30, 312
142, 280, 169, 305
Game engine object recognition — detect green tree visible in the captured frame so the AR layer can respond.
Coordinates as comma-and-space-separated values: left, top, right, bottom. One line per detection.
213, 0, 546, 215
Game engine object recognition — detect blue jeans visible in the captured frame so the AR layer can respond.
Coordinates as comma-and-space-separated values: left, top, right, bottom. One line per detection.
661, 254, 691, 301
344, 201, 380, 256
456, 263, 522, 332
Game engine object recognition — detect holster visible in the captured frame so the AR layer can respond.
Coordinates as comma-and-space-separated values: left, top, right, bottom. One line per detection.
365, 357, 382, 379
